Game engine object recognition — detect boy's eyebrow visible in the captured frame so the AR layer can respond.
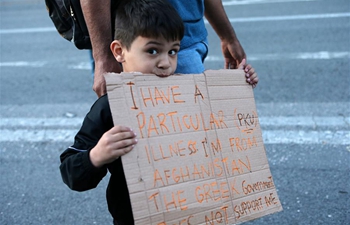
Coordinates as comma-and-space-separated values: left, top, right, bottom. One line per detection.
145, 41, 163, 46
145, 41, 181, 47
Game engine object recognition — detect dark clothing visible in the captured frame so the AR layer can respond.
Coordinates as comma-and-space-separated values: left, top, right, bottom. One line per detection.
59, 95, 134, 224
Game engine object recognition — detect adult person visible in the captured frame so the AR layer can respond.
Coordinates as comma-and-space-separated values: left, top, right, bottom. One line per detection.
81, 0, 248, 97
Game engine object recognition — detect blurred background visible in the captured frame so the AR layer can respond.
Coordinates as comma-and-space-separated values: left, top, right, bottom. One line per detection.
0, 0, 349, 224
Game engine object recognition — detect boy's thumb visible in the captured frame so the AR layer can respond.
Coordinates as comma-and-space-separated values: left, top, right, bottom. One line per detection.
238, 59, 246, 69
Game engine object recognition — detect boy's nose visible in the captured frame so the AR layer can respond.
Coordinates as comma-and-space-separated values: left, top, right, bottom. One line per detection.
157, 54, 171, 69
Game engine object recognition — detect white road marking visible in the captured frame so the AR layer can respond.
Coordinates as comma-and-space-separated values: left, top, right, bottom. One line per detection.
223, 0, 316, 5
0, 61, 47, 67
1, 12, 348, 34
225, 12, 350, 23
0, 117, 84, 127
263, 130, 349, 145
1, 116, 349, 127
1, 117, 349, 144
1, 129, 348, 144
205, 51, 350, 62
1, 51, 348, 69
0, 27, 56, 34
0, 129, 76, 142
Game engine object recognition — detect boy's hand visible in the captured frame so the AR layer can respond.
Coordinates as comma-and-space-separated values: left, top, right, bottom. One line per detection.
238, 59, 259, 88
89, 126, 138, 168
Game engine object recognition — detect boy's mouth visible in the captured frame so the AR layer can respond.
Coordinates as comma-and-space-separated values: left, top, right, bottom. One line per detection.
154, 69, 173, 77
156, 73, 172, 77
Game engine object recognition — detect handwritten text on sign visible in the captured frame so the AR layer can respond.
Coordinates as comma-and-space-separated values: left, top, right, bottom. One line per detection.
106, 70, 282, 225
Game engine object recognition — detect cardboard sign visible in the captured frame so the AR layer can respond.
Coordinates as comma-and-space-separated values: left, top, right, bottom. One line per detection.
106, 70, 282, 225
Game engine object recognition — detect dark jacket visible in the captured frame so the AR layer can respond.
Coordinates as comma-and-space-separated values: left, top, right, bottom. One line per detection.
59, 95, 134, 225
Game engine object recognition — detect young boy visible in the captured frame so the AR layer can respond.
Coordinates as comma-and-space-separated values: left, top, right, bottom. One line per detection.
59, 0, 258, 224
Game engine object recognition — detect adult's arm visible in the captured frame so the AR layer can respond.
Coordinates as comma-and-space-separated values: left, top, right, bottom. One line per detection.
80, 0, 122, 97
204, 0, 246, 69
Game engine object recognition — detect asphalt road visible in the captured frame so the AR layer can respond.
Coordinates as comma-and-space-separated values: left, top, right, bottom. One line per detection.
0, 0, 349, 224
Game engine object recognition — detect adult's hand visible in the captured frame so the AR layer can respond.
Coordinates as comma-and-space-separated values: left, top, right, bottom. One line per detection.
81, 0, 122, 97
221, 38, 246, 69
204, 0, 246, 69
93, 56, 122, 97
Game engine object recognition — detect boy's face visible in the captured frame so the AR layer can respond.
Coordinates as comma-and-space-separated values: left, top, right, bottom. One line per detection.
111, 36, 180, 76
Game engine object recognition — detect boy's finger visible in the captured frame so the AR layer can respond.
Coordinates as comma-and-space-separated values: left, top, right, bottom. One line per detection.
114, 145, 135, 158
114, 131, 137, 142
111, 137, 138, 151
110, 125, 133, 134
244, 64, 252, 72
248, 68, 255, 74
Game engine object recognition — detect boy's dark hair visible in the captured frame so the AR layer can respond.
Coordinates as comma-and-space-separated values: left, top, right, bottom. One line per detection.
113, 0, 184, 49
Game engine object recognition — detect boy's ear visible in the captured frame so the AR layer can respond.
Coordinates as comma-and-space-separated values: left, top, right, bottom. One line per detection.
110, 40, 125, 63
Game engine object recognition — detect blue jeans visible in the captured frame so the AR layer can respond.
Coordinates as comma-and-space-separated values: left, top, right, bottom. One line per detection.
175, 40, 208, 74
89, 49, 95, 77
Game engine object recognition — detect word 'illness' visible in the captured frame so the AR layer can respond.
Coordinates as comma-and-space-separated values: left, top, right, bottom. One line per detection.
143, 134, 258, 164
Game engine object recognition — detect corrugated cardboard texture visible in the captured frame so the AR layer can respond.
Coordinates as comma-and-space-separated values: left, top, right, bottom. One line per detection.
106, 70, 282, 225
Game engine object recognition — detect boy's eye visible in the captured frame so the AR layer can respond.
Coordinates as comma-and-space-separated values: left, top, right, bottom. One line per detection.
147, 49, 158, 55
169, 49, 178, 56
